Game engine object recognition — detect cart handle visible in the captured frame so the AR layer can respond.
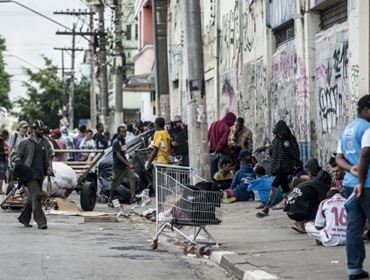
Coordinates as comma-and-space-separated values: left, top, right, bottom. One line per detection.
53, 149, 105, 153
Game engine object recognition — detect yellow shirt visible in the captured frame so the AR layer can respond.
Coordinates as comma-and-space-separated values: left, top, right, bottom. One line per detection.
151, 130, 171, 164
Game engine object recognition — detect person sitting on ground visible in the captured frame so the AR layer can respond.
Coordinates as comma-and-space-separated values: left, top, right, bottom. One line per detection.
304, 187, 347, 246
248, 165, 283, 209
285, 170, 332, 233
329, 161, 345, 193
256, 120, 300, 218
291, 158, 322, 188
223, 155, 255, 203
228, 117, 253, 159
213, 159, 234, 190
79, 129, 96, 161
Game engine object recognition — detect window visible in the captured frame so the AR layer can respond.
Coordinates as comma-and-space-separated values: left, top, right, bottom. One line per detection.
274, 22, 295, 48
320, 1, 348, 30
126, 24, 132, 41
135, 24, 138, 40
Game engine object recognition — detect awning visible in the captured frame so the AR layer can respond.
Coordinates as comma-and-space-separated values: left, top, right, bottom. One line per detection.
123, 73, 155, 92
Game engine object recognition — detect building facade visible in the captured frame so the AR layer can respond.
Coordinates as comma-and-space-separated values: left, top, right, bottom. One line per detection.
166, 0, 370, 166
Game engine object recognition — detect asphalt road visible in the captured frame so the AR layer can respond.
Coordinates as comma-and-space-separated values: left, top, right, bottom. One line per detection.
0, 195, 233, 280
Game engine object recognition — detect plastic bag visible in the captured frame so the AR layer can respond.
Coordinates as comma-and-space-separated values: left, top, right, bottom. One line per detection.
42, 162, 77, 197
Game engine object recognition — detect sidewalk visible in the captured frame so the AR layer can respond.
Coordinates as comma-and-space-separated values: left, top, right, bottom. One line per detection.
207, 201, 354, 280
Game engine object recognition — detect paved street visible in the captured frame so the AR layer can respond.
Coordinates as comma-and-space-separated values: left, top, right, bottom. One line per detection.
0, 194, 232, 280
208, 201, 370, 280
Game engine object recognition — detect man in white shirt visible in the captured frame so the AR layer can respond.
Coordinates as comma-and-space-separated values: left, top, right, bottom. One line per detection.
305, 188, 347, 246
8, 120, 28, 151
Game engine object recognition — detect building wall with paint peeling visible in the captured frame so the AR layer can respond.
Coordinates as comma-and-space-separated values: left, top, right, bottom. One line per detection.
165, 0, 368, 166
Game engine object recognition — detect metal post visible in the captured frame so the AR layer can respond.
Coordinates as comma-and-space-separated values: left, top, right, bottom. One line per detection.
69, 23, 76, 128
89, 9, 97, 129
183, 0, 209, 179
97, 1, 109, 127
152, 0, 170, 122
114, 0, 124, 126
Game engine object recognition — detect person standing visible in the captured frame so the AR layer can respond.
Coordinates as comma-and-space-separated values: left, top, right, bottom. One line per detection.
208, 112, 236, 177
0, 130, 9, 194
79, 129, 96, 161
10, 120, 53, 229
169, 115, 189, 166
94, 122, 108, 150
108, 125, 139, 207
146, 117, 171, 167
8, 120, 28, 152
336, 95, 370, 280
73, 125, 87, 161
257, 120, 300, 218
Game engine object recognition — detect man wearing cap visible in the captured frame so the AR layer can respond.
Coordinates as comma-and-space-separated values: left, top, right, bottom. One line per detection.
336, 94, 370, 280
8, 120, 29, 152
169, 115, 189, 166
10, 120, 53, 230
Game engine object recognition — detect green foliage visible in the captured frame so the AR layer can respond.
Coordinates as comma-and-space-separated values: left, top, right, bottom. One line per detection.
18, 57, 90, 129
73, 76, 90, 128
0, 35, 12, 110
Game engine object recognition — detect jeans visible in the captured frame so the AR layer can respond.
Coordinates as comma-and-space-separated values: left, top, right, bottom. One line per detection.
210, 153, 227, 178
344, 187, 370, 275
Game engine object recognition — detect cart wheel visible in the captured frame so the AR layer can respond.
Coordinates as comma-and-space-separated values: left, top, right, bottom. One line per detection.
199, 246, 211, 256
183, 244, 195, 255
151, 239, 158, 250
80, 181, 96, 211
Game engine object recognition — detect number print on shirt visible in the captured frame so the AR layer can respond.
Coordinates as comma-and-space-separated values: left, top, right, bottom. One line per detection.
331, 206, 347, 226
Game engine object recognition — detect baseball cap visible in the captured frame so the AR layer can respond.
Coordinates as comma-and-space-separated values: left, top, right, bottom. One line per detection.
32, 120, 45, 130
173, 115, 182, 122
358, 94, 370, 112
18, 120, 28, 128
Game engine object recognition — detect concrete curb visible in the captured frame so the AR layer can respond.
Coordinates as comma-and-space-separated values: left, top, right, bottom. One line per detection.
210, 251, 278, 280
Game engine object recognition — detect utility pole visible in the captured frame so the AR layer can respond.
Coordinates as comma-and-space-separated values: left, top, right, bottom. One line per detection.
152, 0, 170, 122
183, 0, 209, 179
54, 9, 97, 128
97, 1, 109, 127
114, 0, 124, 126
89, 8, 97, 129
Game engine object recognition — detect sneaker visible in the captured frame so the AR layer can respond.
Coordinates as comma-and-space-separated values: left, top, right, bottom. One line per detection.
349, 271, 369, 280
223, 197, 236, 204
38, 224, 47, 230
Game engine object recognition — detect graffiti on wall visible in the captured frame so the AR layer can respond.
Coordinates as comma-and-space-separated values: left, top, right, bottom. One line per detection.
350, 64, 360, 118
244, 7, 255, 52
296, 57, 309, 141
315, 23, 349, 164
220, 2, 240, 73
239, 59, 268, 148
220, 70, 237, 113
271, 41, 297, 134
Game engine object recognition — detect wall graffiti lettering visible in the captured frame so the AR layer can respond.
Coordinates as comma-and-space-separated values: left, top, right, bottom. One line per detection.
244, 8, 255, 52
297, 57, 309, 141
315, 22, 349, 165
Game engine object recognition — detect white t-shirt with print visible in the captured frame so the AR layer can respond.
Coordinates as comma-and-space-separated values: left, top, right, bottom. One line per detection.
315, 194, 347, 246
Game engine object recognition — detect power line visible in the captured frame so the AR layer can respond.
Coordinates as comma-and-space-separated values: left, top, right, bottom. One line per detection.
4, 53, 41, 70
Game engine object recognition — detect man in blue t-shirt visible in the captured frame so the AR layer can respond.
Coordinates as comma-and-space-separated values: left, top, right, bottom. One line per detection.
108, 125, 139, 207
336, 94, 370, 280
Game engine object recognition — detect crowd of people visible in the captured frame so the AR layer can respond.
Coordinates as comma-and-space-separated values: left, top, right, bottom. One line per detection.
0, 94, 369, 279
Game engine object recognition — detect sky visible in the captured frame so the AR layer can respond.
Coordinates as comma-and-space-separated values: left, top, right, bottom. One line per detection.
0, 0, 91, 102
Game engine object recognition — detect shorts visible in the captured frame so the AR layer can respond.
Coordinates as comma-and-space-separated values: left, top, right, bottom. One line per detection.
0, 161, 6, 180
111, 168, 139, 190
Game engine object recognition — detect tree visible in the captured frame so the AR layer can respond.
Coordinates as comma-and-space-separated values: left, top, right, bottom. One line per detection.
18, 57, 65, 128
73, 76, 90, 128
0, 35, 12, 110
18, 56, 91, 129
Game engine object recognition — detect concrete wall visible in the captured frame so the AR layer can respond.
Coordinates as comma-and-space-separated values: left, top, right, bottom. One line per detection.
166, 0, 368, 165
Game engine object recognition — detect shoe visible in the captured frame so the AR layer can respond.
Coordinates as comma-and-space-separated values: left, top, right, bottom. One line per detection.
38, 224, 47, 230
24, 223, 32, 228
223, 197, 236, 204
349, 271, 369, 280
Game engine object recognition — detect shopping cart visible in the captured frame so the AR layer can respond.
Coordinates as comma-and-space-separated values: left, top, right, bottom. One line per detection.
151, 164, 223, 255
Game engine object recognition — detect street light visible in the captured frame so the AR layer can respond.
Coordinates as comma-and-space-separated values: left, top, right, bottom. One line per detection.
0, 0, 72, 31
